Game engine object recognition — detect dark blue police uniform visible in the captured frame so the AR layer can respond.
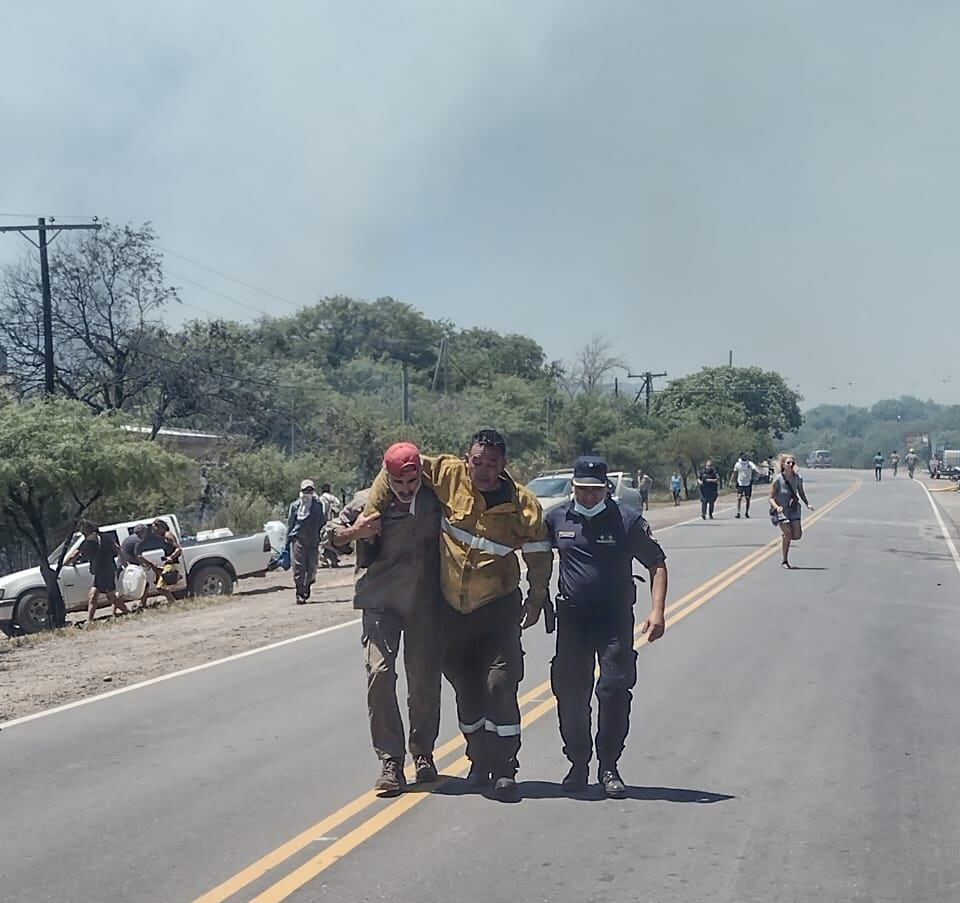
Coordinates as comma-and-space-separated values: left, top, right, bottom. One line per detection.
545, 469, 666, 783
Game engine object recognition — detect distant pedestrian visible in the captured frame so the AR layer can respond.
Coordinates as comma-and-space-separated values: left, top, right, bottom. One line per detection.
698, 460, 720, 520
905, 448, 919, 479
638, 472, 653, 511
873, 451, 884, 482
670, 472, 682, 506
64, 521, 129, 625
286, 478, 327, 604
769, 455, 814, 569
731, 452, 761, 519
890, 451, 900, 476
319, 483, 343, 569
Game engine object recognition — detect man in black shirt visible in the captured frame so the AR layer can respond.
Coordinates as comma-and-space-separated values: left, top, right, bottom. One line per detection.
65, 521, 129, 626
545, 455, 668, 798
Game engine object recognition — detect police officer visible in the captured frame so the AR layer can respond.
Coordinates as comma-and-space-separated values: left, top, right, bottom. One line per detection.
545, 455, 668, 798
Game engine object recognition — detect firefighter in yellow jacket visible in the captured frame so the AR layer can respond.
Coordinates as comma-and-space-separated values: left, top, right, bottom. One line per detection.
360, 429, 552, 801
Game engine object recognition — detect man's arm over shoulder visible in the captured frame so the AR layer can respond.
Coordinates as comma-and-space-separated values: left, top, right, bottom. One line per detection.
361, 454, 460, 516
516, 486, 553, 604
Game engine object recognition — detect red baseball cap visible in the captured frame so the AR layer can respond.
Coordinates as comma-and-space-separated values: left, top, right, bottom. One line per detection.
384, 441, 422, 478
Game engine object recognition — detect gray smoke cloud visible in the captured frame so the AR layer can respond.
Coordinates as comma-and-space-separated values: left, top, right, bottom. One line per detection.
2, 1, 958, 404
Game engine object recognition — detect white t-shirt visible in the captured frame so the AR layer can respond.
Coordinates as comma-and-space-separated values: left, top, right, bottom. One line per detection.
733, 459, 759, 487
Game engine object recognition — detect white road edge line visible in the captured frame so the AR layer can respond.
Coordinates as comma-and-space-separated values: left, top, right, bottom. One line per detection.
0, 617, 362, 730
918, 481, 960, 579
0, 503, 730, 731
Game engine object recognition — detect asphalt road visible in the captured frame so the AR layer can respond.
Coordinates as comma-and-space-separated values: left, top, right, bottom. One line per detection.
3, 469, 960, 903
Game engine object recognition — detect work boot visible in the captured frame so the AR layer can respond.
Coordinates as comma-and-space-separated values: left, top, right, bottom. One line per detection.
599, 767, 626, 799
561, 763, 588, 793
466, 763, 490, 788
373, 758, 406, 796
492, 776, 521, 803
414, 754, 438, 783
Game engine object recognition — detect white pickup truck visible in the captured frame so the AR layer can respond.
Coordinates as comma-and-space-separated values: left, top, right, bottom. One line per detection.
0, 513, 278, 635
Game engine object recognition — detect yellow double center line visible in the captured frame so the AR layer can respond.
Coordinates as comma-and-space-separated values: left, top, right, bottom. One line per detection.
195, 479, 861, 903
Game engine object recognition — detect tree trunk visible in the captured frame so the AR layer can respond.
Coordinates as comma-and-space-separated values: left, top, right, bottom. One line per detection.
38, 560, 67, 629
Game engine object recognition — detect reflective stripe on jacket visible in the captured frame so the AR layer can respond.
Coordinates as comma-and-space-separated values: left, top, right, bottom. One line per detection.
365, 455, 552, 614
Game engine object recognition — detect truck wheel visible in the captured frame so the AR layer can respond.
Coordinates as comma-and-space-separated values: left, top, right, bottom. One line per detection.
15, 590, 50, 634
189, 565, 234, 597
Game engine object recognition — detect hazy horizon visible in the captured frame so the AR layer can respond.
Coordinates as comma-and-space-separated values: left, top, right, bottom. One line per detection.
3, 2, 959, 408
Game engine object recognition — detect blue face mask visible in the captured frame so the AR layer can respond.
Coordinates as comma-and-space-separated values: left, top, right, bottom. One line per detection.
573, 498, 607, 518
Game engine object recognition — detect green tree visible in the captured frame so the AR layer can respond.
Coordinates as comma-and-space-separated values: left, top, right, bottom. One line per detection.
653, 366, 803, 439
0, 221, 179, 410
0, 398, 186, 628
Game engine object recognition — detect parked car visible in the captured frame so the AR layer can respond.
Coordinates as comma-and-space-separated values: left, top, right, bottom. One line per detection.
527, 469, 643, 514
807, 450, 833, 469
0, 513, 278, 635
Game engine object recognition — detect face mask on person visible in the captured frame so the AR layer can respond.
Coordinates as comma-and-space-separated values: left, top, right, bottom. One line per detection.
299, 491, 315, 505
573, 498, 607, 518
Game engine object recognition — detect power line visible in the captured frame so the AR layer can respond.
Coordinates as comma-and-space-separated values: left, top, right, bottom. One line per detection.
158, 246, 303, 310
166, 270, 277, 319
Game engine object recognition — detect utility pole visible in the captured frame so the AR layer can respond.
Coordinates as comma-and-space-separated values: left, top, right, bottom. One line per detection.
627, 369, 668, 413
0, 218, 101, 394
401, 361, 410, 423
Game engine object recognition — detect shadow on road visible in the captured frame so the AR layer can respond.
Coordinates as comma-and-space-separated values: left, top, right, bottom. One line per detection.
785, 566, 829, 571
883, 548, 953, 562
432, 777, 735, 803
516, 781, 735, 803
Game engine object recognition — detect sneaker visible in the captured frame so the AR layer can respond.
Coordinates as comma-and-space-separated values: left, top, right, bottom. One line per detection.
561, 763, 588, 793
735, 512, 741, 519
466, 764, 490, 788
414, 754, 438, 783
745, 512, 750, 519
373, 758, 406, 796
492, 776, 521, 802
599, 768, 626, 799
295, 597, 306, 605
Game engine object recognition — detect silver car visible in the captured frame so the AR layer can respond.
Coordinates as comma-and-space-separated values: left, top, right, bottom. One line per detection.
526, 470, 643, 514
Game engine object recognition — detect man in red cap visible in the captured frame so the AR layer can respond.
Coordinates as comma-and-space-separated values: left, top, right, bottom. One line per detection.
327, 441, 443, 796
359, 428, 552, 803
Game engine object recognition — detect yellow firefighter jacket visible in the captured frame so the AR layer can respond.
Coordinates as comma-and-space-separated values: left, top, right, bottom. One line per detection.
364, 455, 552, 615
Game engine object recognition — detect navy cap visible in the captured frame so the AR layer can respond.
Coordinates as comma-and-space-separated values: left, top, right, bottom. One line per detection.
572, 455, 608, 487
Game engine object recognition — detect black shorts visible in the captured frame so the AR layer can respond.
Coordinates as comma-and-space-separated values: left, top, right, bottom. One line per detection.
93, 573, 117, 593
736, 484, 753, 499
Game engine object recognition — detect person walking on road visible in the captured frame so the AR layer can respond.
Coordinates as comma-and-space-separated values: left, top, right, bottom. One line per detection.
731, 452, 761, 518
637, 472, 653, 511
358, 428, 553, 802
285, 479, 326, 605
873, 451, 884, 482
546, 455, 668, 798
905, 448, 919, 479
698, 460, 720, 520
670, 471, 682, 506
64, 522, 129, 625
890, 450, 900, 476
769, 455, 814, 569
328, 442, 444, 796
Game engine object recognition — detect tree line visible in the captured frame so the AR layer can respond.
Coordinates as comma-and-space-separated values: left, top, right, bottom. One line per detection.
0, 222, 805, 582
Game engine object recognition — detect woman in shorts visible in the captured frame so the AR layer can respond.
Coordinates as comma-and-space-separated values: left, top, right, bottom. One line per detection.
769, 455, 814, 569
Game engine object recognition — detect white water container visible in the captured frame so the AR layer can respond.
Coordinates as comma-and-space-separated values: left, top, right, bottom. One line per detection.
264, 520, 288, 553
196, 527, 234, 542
120, 565, 147, 600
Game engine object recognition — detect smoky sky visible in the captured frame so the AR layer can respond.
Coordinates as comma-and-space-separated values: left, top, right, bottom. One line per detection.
2, 1, 959, 406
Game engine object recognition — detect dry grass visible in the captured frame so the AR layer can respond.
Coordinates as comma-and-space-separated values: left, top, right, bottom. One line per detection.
2, 594, 234, 649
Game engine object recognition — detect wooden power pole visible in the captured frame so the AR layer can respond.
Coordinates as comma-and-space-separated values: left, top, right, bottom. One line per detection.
0, 217, 101, 394
627, 370, 668, 413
